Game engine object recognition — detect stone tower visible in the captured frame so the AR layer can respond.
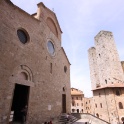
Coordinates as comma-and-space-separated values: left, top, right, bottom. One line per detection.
89, 31, 124, 89
88, 47, 100, 89
88, 31, 124, 124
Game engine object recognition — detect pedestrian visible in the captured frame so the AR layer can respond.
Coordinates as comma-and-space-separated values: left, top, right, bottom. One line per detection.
21, 105, 28, 123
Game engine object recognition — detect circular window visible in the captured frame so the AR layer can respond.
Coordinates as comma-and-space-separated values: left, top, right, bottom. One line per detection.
17, 29, 28, 44
47, 41, 55, 55
64, 66, 67, 73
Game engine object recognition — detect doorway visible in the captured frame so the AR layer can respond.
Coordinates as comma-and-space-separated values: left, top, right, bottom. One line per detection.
62, 94, 66, 113
11, 84, 30, 123
77, 109, 79, 113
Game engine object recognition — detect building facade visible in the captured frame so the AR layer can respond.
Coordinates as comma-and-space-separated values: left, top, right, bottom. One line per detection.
88, 31, 124, 124
0, 0, 71, 124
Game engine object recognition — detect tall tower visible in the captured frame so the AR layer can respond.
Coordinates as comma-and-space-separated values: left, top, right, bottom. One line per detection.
95, 31, 124, 87
88, 31, 124, 123
88, 47, 100, 89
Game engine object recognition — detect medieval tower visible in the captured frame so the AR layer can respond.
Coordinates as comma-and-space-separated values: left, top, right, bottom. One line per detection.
88, 31, 124, 124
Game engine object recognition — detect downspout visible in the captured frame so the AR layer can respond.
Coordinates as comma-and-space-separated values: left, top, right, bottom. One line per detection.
104, 88, 110, 123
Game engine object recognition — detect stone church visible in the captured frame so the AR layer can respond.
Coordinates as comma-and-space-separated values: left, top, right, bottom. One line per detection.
0, 0, 71, 123
88, 31, 124, 124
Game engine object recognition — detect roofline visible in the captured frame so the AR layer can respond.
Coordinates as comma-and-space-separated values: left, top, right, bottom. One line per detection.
37, 2, 63, 33
62, 47, 71, 65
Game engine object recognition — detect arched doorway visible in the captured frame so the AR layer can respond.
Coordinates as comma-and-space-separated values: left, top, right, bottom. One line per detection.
10, 72, 30, 123
11, 84, 30, 123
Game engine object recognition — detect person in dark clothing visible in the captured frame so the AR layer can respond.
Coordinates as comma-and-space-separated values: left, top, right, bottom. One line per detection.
21, 105, 28, 123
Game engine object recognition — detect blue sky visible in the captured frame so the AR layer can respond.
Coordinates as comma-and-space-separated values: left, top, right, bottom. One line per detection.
11, 0, 124, 97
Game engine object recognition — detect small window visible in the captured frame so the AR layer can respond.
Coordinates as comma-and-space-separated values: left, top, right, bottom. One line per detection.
64, 66, 67, 73
105, 80, 107, 84
116, 90, 120, 96
76, 97, 78, 100
63, 87, 65, 92
82, 109, 83, 113
72, 97, 74, 100
99, 93, 101, 97
100, 103, 102, 108
17, 29, 28, 44
50, 63, 52, 73
119, 102, 123, 109
72, 109, 75, 112
86, 102, 87, 104
95, 104, 97, 108
82, 103, 83, 106
99, 54, 101, 57
72, 101, 75, 106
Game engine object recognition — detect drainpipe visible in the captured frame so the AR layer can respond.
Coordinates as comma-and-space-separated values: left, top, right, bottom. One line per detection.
104, 89, 110, 123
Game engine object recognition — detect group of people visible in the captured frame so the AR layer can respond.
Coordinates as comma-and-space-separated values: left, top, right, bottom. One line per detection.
44, 121, 52, 124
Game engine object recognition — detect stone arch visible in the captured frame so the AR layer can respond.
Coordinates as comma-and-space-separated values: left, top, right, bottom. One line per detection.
46, 17, 58, 37
9, 65, 34, 87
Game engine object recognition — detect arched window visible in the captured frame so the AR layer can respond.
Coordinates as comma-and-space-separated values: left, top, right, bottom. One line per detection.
119, 102, 123, 109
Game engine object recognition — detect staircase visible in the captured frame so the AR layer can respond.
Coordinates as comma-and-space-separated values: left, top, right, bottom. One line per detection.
58, 113, 78, 124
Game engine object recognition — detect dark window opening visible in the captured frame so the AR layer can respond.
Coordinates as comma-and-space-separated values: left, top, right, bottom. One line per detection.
50, 63, 52, 73
64, 66, 67, 73
119, 102, 123, 109
105, 80, 107, 84
95, 104, 97, 108
116, 90, 120, 96
72, 109, 75, 112
17, 29, 28, 44
100, 103, 102, 108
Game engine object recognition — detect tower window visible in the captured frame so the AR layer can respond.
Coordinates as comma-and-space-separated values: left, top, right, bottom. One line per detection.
119, 102, 123, 109
100, 103, 102, 108
105, 80, 107, 84
95, 104, 97, 108
116, 90, 120, 96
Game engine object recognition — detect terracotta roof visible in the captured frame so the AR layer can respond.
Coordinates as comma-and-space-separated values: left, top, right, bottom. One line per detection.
92, 83, 124, 91
71, 88, 83, 95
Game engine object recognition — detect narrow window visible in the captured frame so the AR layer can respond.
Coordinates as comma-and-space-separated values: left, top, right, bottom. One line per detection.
86, 102, 87, 104
100, 103, 102, 108
105, 79, 107, 84
76, 97, 78, 100
50, 63, 52, 73
72, 97, 74, 100
82, 109, 83, 113
119, 102, 123, 109
95, 104, 97, 108
72, 101, 75, 106
82, 103, 83, 106
99, 93, 101, 97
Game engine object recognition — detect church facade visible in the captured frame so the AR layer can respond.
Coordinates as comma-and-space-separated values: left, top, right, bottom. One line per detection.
0, 0, 71, 123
